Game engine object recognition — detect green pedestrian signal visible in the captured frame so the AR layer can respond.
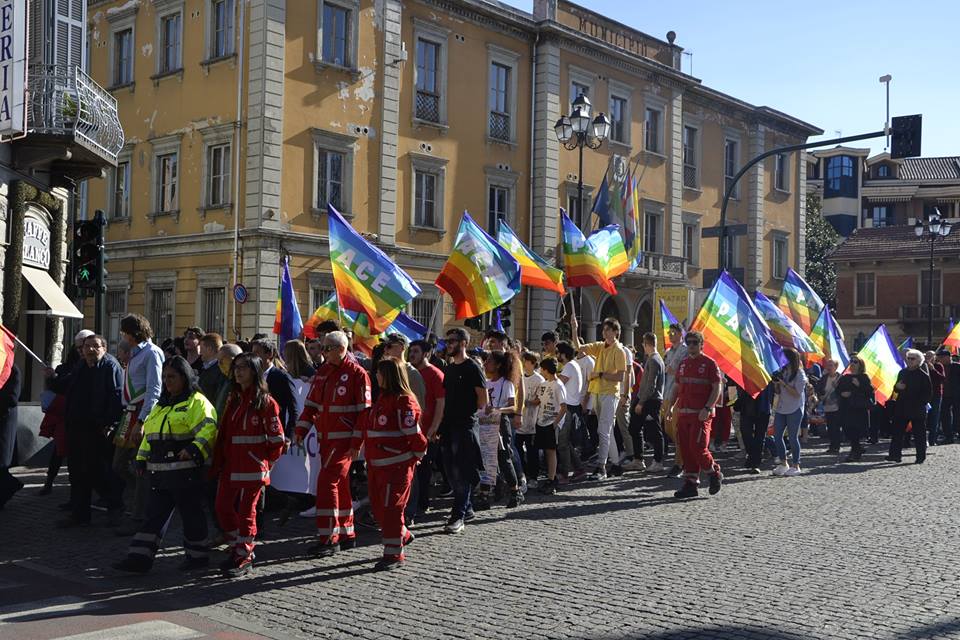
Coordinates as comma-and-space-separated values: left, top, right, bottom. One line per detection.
73, 218, 104, 292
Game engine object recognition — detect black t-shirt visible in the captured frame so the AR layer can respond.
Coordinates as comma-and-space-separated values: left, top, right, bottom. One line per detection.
440, 358, 486, 431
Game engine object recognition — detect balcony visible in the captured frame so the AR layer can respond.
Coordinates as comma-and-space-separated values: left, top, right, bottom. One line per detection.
632, 253, 687, 281
13, 64, 124, 179
900, 304, 960, 323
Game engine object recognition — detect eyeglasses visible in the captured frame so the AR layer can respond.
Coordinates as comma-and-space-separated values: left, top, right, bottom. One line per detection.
321, 345, 339, 352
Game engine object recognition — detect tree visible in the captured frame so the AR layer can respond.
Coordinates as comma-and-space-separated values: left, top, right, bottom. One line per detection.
804, 193, 840, 306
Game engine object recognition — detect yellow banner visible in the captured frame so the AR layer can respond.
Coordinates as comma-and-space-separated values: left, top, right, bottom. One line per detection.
653, 286, 691, 353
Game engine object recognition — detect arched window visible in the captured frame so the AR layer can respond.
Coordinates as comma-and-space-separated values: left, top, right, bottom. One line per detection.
636, 300, 653, 339
824, 156, 856, 198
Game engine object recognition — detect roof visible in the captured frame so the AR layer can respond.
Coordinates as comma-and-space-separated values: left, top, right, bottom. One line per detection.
900, 157, 960, 181
828, 225, 960, 262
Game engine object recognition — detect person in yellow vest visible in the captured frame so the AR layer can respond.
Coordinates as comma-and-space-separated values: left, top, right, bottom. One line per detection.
570, 314, 627, 481
113, 356, 218, 574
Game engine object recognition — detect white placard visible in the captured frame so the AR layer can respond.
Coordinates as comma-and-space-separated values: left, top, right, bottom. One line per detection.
270, 427, 321, 495
0, 0, 26, 137
22, 210, 50, 270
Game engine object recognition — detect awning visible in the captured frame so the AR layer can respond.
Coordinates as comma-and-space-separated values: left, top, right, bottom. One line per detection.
22, 266, 84, 319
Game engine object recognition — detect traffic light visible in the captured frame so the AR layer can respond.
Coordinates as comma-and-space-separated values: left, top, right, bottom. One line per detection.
464, 316, 482, 331
891, 114, 922, 159
499, 302, 512, 329
73, 211, 106, 293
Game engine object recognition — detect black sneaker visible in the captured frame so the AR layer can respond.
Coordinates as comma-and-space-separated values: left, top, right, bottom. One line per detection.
708, 472, 723, 495
339, 537, 357, 550
473, 493, 491, 511
112, 557, 151, 574
177, 557, 209, 572
223, 561, 252, 578
666, 465, 683, 478
673, 483, 699, 499
506, 491, 523, 508
463, 510, 477, 522
540, 479, 557, 495
608, 465, 623, 477
308, 542, 340, 557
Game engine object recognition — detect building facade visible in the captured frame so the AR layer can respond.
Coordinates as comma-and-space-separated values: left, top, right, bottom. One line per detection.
816, 153, 960, 347
0, 0, 122, 402
83, 0, 819, 347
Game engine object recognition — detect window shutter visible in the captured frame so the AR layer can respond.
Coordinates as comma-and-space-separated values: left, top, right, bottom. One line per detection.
53, 0, 85, 68
28, 0, 44, 63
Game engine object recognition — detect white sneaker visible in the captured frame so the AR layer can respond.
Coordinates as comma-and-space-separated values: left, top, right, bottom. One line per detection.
519, 478, 528, 495
623, 459, 646, 472
785, 465, 802, 477
772, 461, 789, 476
645, 461, 665, 473
298, 506, 317, 518
708, 442, 717, 453
527, 479, 538, 490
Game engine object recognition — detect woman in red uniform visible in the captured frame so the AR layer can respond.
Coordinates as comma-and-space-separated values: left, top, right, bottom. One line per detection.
352, 357, 427, 571
213, 353, 285, 577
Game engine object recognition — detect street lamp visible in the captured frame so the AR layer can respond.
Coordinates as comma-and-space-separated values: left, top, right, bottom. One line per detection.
555, 94, 610, 329
915, 207, 952, 346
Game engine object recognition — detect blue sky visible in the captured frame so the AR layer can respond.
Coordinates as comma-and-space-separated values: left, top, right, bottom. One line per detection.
503, 0, 959, 158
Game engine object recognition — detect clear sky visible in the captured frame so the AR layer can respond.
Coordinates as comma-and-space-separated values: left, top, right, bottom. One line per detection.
502, 0, 959, 158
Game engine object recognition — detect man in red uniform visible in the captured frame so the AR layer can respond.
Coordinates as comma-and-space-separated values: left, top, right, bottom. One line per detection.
295, 330, 371, 557
665, 331, 723, 499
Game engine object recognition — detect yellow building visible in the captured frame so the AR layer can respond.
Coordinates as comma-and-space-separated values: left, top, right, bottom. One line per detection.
84, 0, 820, 347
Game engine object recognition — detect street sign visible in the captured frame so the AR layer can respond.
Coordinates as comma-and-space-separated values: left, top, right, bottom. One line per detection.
233, 283, 248, 304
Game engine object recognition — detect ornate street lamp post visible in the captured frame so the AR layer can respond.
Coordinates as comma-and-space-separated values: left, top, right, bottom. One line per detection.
915, 207, 952, 347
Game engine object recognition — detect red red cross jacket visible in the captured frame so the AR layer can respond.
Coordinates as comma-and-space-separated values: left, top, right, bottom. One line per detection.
213, 389, 285, 487
351, 393, 427, 469
295, 356, 371, 446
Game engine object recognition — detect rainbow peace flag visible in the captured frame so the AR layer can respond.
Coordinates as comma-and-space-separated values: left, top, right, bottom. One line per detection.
0, 325, 15, 388
272, 257, 304, 349
809, 304, 849, 369
897, 337, 913, 351
776, 267, 824, 335
496, 220, 565, 295
622, 175, 641, 270
304, 291, 427, 351
659, 299, 683, 350
945, 318, 960, 354
690, 271, 786, 397
590, 225, 629, 279
436, 212, 521, 319
753, 291, 822, 356
328, 204, 421, 333
561, 211, 627, 295
385, 312, 428, 343
854, 324, 904, 406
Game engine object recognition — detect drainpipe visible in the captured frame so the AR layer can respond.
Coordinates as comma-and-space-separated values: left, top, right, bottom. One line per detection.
231, 0, 247, 339
525, 31, 539, 344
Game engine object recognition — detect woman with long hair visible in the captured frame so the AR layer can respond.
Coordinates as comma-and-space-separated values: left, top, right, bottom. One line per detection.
837, 355, 875, 462
477, 351, 522, 508
213, 353, 285, 577
283, 339, 316, 417
113, 356, 218, 574
772, 348, 808, 477
352, 357, 427, 571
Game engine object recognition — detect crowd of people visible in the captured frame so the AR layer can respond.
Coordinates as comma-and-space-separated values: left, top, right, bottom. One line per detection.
5, 310, 959, 575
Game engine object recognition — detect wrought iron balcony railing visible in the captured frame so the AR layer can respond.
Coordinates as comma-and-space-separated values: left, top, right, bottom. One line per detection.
24, 64, 124, 166
900, 304, 959, 322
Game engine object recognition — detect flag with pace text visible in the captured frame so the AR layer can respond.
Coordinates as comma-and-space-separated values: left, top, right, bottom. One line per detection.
776, 267, 825, 335
753, 291, 822, 356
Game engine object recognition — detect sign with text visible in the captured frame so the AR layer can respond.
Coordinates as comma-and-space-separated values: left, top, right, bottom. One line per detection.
22, 209, 50, 269
654, 286, 691, 353
0, 0, 26, 137
270, 427, 321, 495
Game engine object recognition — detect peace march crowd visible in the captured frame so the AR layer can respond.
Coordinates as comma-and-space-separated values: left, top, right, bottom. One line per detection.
1, 300, 958, 576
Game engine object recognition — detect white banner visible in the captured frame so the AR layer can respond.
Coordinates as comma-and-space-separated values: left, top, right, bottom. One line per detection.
270, 427, 321, 495
0, 0, 27, 137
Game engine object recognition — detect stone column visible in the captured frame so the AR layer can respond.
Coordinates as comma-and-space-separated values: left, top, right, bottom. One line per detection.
746, 123, 766, 288
796, 152, 807, 273
667, 87, 683, 258
377, 0, 402, 246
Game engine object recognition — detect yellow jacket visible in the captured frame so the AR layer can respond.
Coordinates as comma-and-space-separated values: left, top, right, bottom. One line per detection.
137, 391, 218, 472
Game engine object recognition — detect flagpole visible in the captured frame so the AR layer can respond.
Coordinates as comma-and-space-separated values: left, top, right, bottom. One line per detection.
427, 292, 443, 339
10, 332, 47, 368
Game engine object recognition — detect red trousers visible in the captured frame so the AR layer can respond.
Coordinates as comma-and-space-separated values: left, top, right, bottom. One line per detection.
678, 414, 720, 483
713, 406, 732, 445
215, 483, 263, 562
315, 444, 355, 545
367, 462, 415, 560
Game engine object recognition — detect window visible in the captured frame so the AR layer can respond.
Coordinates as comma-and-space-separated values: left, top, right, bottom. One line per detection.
209, 0, 235, 59
921, 270, 942, 307
488, 185, 509, 234
111, 161, 131, 219
53, 0, 85, 68
489, 63, 511, 141
683, 126, 698, 189
156, 152, 178, 213
311, 287, 334, 311
567, 193, 590, 227
113, 29, 133, 85
321, 2, 351, 67
410, 297, 436, 331
415, 171, 438, 228
643, 209, 662, 254
106, 289, 127, 351
724, 138, 739, 198
824, 155, 857, 198
160, 12, 182, 73
774, 153, 789, 192
202, 287, 226, 336
149, 287, 174, 342
773, 235, 788, 280
571, 80, 589, 101
866, 205, 891, 228
682, 218, 700, 267
316, 150, 344, 211
876, 164, 891, 178
415, 39, 441, 122
609, 95, 628, 144
856, 273, 875, 308
644, 107, 661, 154
206, 143, 231, 207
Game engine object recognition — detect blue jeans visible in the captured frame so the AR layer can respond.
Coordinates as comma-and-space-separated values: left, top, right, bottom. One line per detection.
440, 427, 479, 520
773, 409, 804, 465
927, 397, 942, 445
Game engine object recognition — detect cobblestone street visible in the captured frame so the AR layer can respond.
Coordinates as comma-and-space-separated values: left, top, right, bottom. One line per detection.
3, 436, 960, 640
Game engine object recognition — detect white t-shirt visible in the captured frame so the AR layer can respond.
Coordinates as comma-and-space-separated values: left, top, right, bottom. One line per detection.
481, 378, 516, 425
576, 355, 595, 410
520, 372, 544, 435
536, 378, 567, 427
559, 360, 583, 406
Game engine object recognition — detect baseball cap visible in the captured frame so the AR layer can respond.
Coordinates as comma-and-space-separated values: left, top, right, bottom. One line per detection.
74, 329, 94, 342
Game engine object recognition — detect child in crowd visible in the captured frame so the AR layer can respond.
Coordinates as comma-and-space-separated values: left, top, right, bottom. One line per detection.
478, 351, 522, 509
518, 352, 544, 485
535, 357, 566, 495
